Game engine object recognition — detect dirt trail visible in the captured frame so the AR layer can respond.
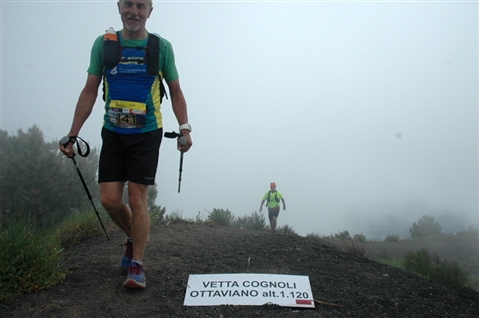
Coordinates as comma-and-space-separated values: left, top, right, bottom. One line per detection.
2, 223, 479, 317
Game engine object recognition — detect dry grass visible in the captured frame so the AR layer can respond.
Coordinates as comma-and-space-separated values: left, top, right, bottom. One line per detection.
340, 239, 367, 257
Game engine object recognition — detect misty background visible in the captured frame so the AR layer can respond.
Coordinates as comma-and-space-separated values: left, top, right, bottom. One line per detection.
1, 0, 477, 238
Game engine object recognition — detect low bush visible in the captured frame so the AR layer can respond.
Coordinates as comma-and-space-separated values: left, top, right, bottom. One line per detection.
404, 248, 432, 273
55, 210, 114, 249
379, 257, 405, 269
354, 233, 367, 242
234, 211, 266, 231
305, 233, 322, 240
207, 208, 235, 226
455, 226, 479, 239
166, 210, 193, 224
319, 230, 353, 244
334, 230, 351, 240
403, 248, 470, 288
150, 205, 167, 227
0, 220, 66, 303
384, 234, 400, 243
195, 211, 205, 224
276, 224, 297, 236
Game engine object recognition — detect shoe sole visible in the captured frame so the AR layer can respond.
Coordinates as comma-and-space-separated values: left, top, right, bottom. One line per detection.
123, 279, 146, 289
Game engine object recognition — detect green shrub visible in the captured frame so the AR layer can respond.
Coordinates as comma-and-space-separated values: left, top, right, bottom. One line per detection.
276, 224, 297, 236
379, 257, 405, 269
433, 258, 470, 288
166, 210, 193, 224
55, 210, 114, 249
403, 248, 470, 288
150, 205, 166, 227
353, 233, 367, 242
455, 226, 479, 238
334, 230, 351, 240
234, 211, 266, 231
384, 234, 400, 242
0, 220, 66, 303
305, 233, 322, 240
404, 248, 432, 273
317, 230, 350, 242
195, 211, 205, 224
207, 208, 235, 226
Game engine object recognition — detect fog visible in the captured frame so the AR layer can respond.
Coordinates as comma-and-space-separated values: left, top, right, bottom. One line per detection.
2, 0, 477, 237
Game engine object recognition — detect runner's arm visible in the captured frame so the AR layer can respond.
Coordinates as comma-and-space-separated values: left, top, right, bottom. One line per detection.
60, 73, 101, 157
259, 199, 266, 211
168, 79, 192, 152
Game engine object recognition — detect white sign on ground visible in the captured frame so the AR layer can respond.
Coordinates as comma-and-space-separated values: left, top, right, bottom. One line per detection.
183, 273, 315, 308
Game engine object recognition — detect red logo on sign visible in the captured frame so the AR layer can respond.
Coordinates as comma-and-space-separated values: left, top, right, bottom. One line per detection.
296, 299, 312, 305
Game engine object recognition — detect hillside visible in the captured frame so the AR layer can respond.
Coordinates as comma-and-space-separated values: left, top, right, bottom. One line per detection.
2, 223, 479, 317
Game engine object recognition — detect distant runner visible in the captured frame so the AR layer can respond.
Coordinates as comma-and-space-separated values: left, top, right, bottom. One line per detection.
259, 182, 286, 233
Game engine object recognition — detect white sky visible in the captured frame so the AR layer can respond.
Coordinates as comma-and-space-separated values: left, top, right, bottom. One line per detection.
1, 0, 478, 237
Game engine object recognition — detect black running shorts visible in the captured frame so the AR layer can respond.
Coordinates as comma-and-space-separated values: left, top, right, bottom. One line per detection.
98, 127, 163, 185
268, 206, 280, 221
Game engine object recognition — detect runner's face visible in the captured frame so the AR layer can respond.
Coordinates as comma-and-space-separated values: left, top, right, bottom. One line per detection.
118, 0, 152, 34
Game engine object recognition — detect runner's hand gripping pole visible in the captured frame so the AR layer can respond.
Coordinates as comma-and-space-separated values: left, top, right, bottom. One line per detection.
164, 131, 187, 193
60, 136, 110, 241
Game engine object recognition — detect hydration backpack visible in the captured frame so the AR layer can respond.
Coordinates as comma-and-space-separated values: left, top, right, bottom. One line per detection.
101, 31, 168, 103
267, 191, 280, 204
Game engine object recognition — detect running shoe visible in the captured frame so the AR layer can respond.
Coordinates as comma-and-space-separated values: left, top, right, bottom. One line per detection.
123, 262, 146, 289
120, 240, 133, 270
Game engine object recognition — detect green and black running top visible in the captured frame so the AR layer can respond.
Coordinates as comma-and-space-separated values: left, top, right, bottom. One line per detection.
87, 30, 179, 134
262, 191, 284, 209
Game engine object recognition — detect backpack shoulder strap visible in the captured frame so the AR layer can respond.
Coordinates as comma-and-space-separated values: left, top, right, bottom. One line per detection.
146, 33, 168, 102
146, 33, 159, 75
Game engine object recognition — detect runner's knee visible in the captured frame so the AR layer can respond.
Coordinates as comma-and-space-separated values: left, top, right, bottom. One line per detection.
100, 182, 124, 212
127, 183, 149, 211
101, 195, 123, 213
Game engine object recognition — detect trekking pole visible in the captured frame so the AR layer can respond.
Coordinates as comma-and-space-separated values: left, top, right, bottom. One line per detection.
164, 131, 187, 193
60, 136, 110, 241
178, 150, 184, 193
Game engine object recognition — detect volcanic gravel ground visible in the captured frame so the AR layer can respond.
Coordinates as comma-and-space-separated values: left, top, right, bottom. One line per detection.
2, 223, 479, 317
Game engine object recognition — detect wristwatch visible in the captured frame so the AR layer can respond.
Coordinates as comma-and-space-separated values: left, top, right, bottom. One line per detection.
179, 123, 192, 132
